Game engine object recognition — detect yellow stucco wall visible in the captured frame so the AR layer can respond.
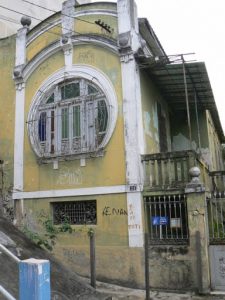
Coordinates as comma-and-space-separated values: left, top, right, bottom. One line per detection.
206, 110, 223, 170
74, 13, 118, 40
27, 25, 61, 62
22, 193, 145, 287
23, 193, 128, 246
24, 44, 125, 192
0, 35, 16, 194
140, 70, 171, 154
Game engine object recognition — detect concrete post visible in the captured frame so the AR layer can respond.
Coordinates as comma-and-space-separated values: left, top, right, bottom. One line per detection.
185, 167, 210, 293
19, 258, 50, 300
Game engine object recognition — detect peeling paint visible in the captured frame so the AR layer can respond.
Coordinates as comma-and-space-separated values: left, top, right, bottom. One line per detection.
143, 111, 152, 137
153, 101, 158, 131
172, 133, 197, 151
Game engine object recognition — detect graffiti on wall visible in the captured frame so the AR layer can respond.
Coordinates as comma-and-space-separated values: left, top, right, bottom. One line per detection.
63, 248, 85, 261
56, 168, 82, 185
128, 203, 141, 230
102, 206, 127, 216
78, 51, 95, 64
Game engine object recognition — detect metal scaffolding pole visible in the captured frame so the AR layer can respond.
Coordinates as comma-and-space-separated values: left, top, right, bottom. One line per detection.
194, 90, 202, 152
182, 55, 192, 150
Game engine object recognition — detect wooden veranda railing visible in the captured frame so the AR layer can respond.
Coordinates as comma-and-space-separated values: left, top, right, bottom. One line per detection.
141, 150, 207, 191
210, 171, 225, 193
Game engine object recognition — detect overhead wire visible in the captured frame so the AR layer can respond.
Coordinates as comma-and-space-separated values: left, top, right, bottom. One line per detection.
0, 14, 20, 25
0, 3, 115, 47
0, 4, 96, 39
21, 0, 96, 26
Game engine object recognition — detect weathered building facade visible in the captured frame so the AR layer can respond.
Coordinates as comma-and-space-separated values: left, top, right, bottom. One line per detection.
0, 0, 225, 293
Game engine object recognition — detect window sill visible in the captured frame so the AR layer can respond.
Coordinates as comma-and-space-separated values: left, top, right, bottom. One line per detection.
37, 149, 105, 164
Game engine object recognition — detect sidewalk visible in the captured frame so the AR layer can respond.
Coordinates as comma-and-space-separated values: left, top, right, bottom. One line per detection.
95, 280, 225, 300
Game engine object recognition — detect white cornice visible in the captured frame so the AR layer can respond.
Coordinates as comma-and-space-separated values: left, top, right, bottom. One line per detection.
74, 9, 117, 18
13, 185, 126, 199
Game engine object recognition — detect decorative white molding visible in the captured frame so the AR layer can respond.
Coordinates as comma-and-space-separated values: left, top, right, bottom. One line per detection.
26, 9, 117, 47
27, 65, 118, 157
26, 20, 61, 46
74, 9, 117, 18
23, 37, 118, 81
15, 82, 25, 91
15, 27, 28, 66
13, 185, 127, 200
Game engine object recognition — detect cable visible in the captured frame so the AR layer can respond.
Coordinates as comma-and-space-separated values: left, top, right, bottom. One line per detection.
0, 4, 92, 38
21, 0, 96, 26
0, 3, 114, 44
0, 14, 20, 25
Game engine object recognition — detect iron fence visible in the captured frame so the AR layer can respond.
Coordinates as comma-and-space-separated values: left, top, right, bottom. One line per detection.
144, 194, 189, 244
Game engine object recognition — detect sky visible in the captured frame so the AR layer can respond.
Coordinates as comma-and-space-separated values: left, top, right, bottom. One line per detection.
136, 0, 225, 132
103, 0, 225, 132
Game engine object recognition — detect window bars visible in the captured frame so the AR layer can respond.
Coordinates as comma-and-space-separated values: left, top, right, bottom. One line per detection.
144, 194, 189, 244
52, 200, 97, 225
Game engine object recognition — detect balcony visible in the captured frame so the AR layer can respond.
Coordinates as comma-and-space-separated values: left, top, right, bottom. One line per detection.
141, 150, 216, 192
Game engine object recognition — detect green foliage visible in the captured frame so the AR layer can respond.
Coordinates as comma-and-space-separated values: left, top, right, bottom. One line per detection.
87, 227, 95, 237
23, 225, 55, 251
22, 211, 74, 251
22, 210, 95, 251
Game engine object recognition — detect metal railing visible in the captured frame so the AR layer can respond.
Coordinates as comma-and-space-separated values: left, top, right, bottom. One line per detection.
0, 244, 20, 300
144, 194, 189, 245
0, 243, 50, 300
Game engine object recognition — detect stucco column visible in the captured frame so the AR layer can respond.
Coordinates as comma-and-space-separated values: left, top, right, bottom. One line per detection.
13, 17, 31, 221
118, 0, 145, 247
185, 167, 210, 293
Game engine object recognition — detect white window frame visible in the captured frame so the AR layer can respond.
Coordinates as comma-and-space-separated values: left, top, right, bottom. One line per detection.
27, 65, 118, 160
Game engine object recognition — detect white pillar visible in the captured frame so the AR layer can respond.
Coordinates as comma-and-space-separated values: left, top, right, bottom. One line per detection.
118, 0, 145, 247
14, 83, 25, 192
13, 18, 30, 219
13, 22, 29, 193
61, 0, 75, 69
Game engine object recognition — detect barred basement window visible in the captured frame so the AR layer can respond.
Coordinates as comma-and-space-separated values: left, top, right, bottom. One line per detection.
144, 194, 189, 244
28, 78, 109, 159
52, 200, 97, 225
